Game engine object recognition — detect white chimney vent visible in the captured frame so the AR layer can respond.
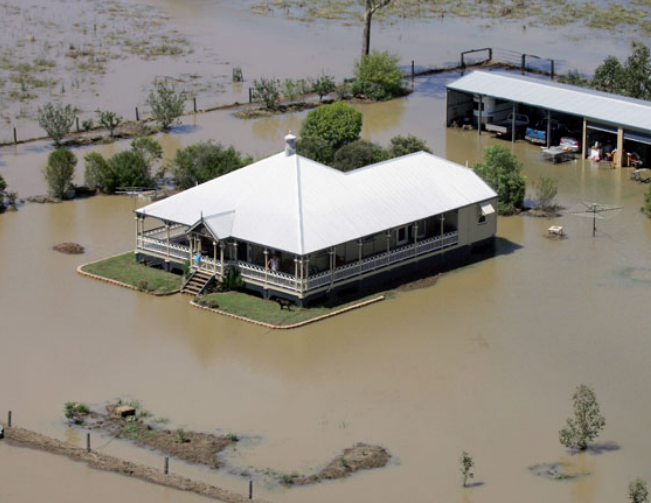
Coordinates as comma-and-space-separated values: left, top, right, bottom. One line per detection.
284, 132, 297, 156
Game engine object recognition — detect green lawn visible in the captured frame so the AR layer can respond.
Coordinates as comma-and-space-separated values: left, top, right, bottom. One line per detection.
195, 291, 387, 326
81, 253, 182, 294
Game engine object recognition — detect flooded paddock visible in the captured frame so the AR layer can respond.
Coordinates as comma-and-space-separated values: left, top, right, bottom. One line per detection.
2, 2, 651, 503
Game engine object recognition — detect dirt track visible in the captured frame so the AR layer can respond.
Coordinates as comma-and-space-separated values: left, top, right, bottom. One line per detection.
1, 423, 268, 503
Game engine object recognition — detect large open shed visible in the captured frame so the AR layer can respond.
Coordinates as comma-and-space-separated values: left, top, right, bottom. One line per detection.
446, 70, 651, 168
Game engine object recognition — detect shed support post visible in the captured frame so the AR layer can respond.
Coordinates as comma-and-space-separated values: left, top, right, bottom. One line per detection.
546, 110, 552, 148
440, 214, 445, 236
477, 95, 482, 135
511, 103, 516, 144
582, 118, 587, 159
616, 127, 624, 168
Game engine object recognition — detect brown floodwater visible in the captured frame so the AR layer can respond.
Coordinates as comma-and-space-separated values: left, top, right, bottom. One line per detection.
2, 3, 651, 503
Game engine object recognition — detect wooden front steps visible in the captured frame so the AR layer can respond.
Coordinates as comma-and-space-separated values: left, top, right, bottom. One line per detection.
181, 271, 214, 296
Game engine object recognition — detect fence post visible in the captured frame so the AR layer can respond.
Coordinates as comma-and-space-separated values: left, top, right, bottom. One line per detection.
411, 60, 415, 79
7, 410, 12, 427
76, 117, 80, 133
86, 433, 91, 452
488, 48, 493, 61
13, 128, 17, 144
249, 480, 253, 499
521, 54, 526, 73
460, 52, 465, 68
193, 97, 197, 113
550, 59, 555, 79
135, 107, 140, 121
164, 456, 169, 474
248, 88, 253, 103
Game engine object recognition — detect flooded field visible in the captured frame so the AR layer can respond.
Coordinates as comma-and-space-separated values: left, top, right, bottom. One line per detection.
2, 2, 651, 503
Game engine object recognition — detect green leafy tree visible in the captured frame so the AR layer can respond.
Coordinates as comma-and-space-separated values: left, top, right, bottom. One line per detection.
84, 152, 114, 193
459, 451, 474, 487
354, 50, 404, 99
131, 137, 163, 172
473, 145, 526, 215
95, 109, 123, 137
630, 479, 649, 503
38, 102, 76, 146
169, 141, 252, 190
44, 148, 77, 198
559, 384, 606, 451
623, 43, 651, 99
296, 137, 335, 165
252, 77, 281, 110
332, 139, 387, 171
311, 73, 336, 102
644, 182, 651, 217
388, 135, 432, 157
147, 81, 186, 130
281, 78, 300, 102
300, 102, 362, 150
108, 150, 152, 189
81, 118, 94, 132
558, 69, 590, 88
532, 175, 559, 210
0, 174, 6, 210
592, 56, 626, 94
361, 0, 393, 56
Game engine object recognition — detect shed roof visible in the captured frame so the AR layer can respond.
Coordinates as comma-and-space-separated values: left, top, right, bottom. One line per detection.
137, 151, 496, 255
447, 71, 651, 133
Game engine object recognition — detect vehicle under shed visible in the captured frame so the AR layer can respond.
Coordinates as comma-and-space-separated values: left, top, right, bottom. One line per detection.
446, 71, 651, 168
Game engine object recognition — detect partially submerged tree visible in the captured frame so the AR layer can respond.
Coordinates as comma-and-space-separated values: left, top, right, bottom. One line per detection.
623, 43, 651, 100
592, 56, 626, 94
84, 152, 114, 193
559, 384, 606, 451
168, 141, 252, 190
95, 109, 123, 137
361, 0, 393, 57
300, 102, 362, 150
644, 182, 651, 218
44, 148, 77, 198
473, 145, 526, 215
0, 174, 6, 211
296, 137, 335, 165
532, 175, 559, 211
354, 50, 404, 100
311, 73, 336, 102
332, 139, 386, 171
630, 478, 649, 503
252, 77, 281, 110
147, 81, 186, 130
459, 451, 474, 487
38, 102, 76, 146
388, 135, 431, 157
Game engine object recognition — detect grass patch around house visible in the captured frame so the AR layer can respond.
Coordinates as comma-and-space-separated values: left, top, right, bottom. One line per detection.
194, 290, 388, 327
81, 253, 182, 293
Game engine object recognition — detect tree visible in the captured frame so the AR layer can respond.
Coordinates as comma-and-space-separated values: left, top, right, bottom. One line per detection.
559, 384, 606, 451
630, 479, 649, 503
147, 81, 186, 130
0, 174, 6, 210
473, 145, 526, 215
592, 56, 626, 94
388, 135, 431, 157
311, 73, 336, 102
459, 451, 474, 487
44, 148, 77, 198
95, 109, 123, 137
532, 175, 559, 210
84, 152, 114, 193
131, 137, 163, 172
557, 70, 590, 88
38, 102, 75, 146
169, 141, 252, 190
644, 182, 651, 218
252, 77, 281, 110
331, 139, 387, 171
296, 137, 335, 165
108, 150, 152, 189
354, 50, 404, 99
361, 0, 393, 57
300, 102, 362, 150
623, 43, 651, 99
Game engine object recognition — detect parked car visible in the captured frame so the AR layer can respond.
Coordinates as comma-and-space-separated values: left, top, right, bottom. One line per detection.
525, 119, 566, 145
560, 137, 580, 152
485, 113, 530, 138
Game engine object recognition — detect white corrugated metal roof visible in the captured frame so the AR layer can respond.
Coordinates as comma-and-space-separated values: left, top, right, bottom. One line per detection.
448, 71, 651, 133
137, 151, 496, 255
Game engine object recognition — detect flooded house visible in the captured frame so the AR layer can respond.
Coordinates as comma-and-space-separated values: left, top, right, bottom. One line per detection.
134, 134, 497, 305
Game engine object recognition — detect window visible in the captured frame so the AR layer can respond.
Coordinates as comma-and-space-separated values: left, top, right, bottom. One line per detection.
478, 202, 494, 225
395, 226, 408, 246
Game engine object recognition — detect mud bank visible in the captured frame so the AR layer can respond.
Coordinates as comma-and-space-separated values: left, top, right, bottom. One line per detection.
0, 423, 269, 503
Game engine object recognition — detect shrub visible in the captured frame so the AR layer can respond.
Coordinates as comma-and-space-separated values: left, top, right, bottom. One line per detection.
84, 152, 113, 192
109, 150, 152, 189
44, 148, 77, 198
0, 174, 6, 208
169, 141, 252, 190
130, 137, 163, 172
296, 137, 335, 165
388, 135, 431, 157
311, 73, 336, 102
473, 145, 526, 215
64, 401, 90, 424
532, 176, 559, 210
281, 78, 301, 102
644, 182, 651, 217
354, 50, 404, 99
147, 80, 186, 130
300, 102, 362, 150
630, 479, 649, 503
95, 109, 122, 137
232, 67, 243, 83
252, 77, 281, 110
174, 428, 190, 443
351, 79, 388, 101
557, 69, 590, 88
459, 451, 474, 487
335, 83, 351, 101
38, 102, 76, 146
332, 140, 387, 171
222, 267, 244, 291
135, 278, 152, 291
5, 191, 17, 209
559, 384, 606, 451
81, 118, 94, 132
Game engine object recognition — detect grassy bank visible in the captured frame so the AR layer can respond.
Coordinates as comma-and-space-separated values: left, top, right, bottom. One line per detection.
195, 291, 388, 327
80, 253, 182, 294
